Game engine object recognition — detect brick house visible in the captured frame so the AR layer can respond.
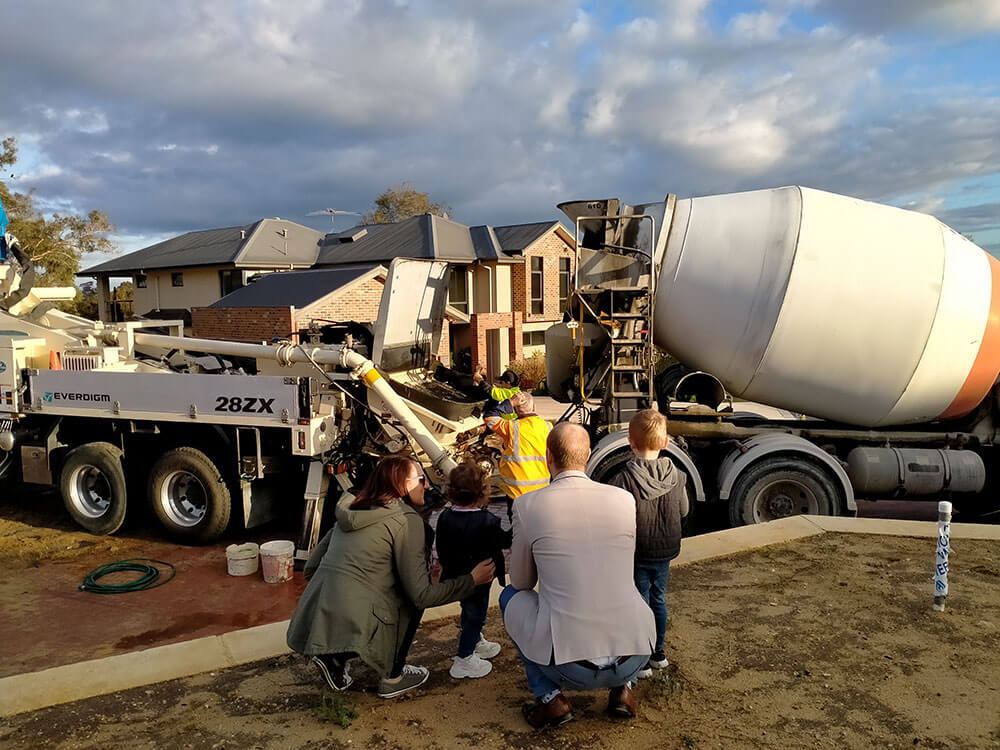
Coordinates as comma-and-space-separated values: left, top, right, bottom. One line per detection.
191, 265, 387, 343
83, 212, 576, 379
493, 221, 576, 358
80, 219, 324, 327
317, 214, 525, 377
315, 214, 576, 377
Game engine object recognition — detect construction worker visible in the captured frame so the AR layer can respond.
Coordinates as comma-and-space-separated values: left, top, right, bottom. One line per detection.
473, 368, 521, 420
484, 391, 551, 518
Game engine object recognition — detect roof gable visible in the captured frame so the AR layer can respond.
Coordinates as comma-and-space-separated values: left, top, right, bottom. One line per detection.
493, 221, 569, 254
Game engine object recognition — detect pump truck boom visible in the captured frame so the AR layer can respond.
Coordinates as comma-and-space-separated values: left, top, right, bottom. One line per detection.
548, 186, 997, 525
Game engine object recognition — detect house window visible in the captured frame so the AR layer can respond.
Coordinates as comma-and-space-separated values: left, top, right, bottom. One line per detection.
530, 257, 543, 315
135, 273, 147, 289
559, 257, 571, 308
219, 269, 244, 297
171, 272, 184, 287
523, 330, 546, 347
448, 266, 469, 314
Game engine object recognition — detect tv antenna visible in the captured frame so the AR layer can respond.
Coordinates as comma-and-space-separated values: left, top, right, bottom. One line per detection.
306, 208, 362, 231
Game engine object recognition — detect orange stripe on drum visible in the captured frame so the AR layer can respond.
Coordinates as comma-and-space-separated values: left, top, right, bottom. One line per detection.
362, 368, 382, 386
940, 253, 1000, 420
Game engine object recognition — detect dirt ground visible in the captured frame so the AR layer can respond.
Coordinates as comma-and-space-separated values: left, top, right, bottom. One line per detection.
2, 532, 998, 750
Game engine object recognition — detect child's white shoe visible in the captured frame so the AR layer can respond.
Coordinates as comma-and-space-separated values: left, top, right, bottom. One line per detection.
474, 637, 501, 659
450, 653, 493, 679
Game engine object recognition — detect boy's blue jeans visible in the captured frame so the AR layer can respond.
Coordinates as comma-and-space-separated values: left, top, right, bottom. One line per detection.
457, 586, 491, 657
499, 585, 647, 698
634, 559, 670, 653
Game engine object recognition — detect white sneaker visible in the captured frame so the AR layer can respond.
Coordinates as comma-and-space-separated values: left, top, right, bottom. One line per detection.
474, 637, 501, 659
636, 665, 653, 679
449, 653, 493, 679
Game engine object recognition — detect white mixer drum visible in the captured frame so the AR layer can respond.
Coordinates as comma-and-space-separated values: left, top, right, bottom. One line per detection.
653, 186, 1000, 427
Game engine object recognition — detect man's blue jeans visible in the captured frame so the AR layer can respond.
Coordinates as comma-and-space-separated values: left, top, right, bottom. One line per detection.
500, 585, 647, 698
634, 559, 670, 653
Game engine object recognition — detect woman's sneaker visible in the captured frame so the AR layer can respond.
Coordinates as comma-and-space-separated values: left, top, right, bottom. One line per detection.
377, 665, 430, 698
449, 653, 493, 679
474, 637, 501, 659
649, 651, 669, 669
311, 655, 352, 691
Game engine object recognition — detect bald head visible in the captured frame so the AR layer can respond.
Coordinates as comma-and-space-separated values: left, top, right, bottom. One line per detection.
513, 393, 535, 417
546, 422, 591, 474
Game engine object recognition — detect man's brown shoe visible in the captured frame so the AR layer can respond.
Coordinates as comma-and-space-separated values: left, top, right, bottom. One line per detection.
607, 683, 638, 718
522, 693, 574, 728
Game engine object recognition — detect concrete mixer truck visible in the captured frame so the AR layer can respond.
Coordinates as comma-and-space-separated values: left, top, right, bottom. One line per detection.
547, 186, 998, 526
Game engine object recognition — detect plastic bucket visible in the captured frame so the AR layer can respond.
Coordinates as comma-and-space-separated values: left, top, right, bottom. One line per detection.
225, 543, 259, 577
260, 540, 295, 583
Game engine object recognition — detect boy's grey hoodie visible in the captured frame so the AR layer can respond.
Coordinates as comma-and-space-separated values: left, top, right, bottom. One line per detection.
608, 456, 689, 561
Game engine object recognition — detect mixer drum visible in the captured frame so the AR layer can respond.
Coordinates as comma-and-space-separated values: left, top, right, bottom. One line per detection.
653, 186, 1000, 427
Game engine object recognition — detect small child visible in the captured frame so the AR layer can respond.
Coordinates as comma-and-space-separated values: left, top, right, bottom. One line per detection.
608, 409, 689, 677
435, 462, 512, 679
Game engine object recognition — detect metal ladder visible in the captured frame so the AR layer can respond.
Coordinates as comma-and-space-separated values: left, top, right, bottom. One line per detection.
568, 208, 657, 432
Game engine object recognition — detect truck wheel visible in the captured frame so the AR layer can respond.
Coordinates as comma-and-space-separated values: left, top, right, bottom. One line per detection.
59, 442, 128, 535
729, 456, 841, 526
148, 447, 231, 543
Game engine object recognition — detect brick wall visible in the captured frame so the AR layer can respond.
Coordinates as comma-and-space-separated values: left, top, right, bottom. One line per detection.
192, 306, 296, 343
469, 312, 523, 375
511, 230, 575, 324
437, 318, 451, 364
297, 277, 384, 328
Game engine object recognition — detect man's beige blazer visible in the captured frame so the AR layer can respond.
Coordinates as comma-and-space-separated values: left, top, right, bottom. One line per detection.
502, 470, 656, 665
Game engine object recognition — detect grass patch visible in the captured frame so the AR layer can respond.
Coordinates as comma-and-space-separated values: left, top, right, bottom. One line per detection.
680, 732, 698, 748
314, 690, 359, 728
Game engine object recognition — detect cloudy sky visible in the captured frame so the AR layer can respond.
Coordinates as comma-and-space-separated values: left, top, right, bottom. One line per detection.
2, 0, 999, 271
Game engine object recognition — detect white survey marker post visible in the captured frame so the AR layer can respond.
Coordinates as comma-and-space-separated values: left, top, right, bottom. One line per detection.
933, 500, 952, 611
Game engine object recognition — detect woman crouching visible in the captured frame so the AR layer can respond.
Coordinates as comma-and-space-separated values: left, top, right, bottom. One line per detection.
287, 454, 495, 698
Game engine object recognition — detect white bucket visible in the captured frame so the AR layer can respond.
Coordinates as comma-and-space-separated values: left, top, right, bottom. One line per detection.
226, 543, 260, 577
260, 540, 295, 583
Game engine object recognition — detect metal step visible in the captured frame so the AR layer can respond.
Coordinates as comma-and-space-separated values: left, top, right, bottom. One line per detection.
604, 312, 646, 319
611, 364, 646, 372
610, 338, 645, 345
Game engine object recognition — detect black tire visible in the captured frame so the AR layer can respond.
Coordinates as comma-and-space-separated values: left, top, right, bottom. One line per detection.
59, 442, 128, 535
728, 456, 842, 527
148, 446, 231, 543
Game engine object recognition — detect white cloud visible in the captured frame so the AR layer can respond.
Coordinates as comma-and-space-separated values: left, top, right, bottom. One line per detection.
729, 11, 786, 42
0, 0, 997, 248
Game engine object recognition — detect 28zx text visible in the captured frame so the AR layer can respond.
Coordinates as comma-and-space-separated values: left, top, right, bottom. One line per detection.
214, 396, 276, 414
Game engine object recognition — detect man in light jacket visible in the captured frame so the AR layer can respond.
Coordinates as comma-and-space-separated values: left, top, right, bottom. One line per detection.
500, 423, 655, 728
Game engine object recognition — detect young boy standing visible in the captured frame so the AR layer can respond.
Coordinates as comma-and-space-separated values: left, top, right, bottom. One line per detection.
608, 409, 689, 676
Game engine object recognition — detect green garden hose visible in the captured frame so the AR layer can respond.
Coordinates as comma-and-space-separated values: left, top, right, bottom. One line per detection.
79, 558, 176, 594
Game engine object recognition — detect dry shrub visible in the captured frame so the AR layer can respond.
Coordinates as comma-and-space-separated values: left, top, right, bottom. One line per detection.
508, 352, 547, 391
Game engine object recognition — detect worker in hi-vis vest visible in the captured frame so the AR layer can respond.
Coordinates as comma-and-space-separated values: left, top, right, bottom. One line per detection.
484, 391, 551, 519
473, 367, 521, 420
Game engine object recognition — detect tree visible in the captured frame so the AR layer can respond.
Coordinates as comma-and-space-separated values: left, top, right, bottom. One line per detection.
363, 183, 450, 224
1, 137, 115, 314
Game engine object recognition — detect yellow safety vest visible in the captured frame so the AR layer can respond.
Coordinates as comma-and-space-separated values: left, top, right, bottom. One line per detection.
485, 414, 551, 499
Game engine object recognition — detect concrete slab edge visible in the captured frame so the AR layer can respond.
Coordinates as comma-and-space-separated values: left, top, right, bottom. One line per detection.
2, 515, 995, 717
